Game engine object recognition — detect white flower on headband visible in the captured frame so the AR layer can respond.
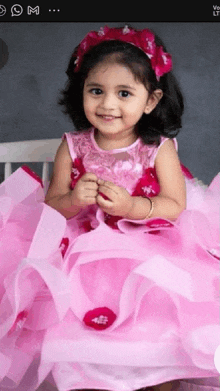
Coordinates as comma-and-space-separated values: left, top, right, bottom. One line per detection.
123, 25, 130, 34
98, 27, 105, 36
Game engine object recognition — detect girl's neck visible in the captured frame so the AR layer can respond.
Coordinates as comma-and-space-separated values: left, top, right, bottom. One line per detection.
94, 129, 138, 151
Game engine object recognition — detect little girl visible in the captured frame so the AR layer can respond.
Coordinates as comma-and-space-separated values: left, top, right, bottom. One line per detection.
0, 25, 219, 391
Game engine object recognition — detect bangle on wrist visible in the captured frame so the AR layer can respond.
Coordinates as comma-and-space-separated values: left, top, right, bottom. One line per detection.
145, 197, 154, 219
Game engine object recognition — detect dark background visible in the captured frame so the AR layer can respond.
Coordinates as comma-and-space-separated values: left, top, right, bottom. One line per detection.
0, 22, 219, 184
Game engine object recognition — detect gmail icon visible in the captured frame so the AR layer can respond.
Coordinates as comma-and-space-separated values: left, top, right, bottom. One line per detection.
27, 6, 40, 15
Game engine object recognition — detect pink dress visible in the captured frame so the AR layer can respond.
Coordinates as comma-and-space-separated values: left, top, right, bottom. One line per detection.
0, 128, 219, 391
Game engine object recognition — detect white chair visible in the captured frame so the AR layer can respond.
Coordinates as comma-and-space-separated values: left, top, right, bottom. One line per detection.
0, 138, 61, 192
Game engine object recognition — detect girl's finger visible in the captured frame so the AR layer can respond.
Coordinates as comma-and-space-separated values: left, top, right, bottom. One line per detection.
85, 182, 99, 190
98, 185, 116, 201
101, 181, 119, 192
85, 189, 98, 197
98, 191, 109, 201
96, 194, 113, 208
97, 178, 105, 186
82, 172, 98, 183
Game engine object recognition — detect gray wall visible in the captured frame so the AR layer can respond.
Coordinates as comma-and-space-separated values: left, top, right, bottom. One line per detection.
0, 22, 219, 185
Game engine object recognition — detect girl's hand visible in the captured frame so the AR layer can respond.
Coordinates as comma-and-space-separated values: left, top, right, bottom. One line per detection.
97, 179, 133, 217
71, 173, 99, 208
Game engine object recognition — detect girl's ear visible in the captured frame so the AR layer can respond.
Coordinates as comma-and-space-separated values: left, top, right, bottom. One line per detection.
144, 89, 163, 114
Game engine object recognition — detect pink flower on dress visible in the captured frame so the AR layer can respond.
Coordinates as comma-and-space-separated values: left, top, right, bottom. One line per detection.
8, 310, 29, 335
132, 167, 160, 198
70, 158, 86, 189
83, 307, 117, 330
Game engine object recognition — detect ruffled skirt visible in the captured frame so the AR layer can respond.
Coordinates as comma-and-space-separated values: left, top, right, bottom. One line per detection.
0, 167, 219, 391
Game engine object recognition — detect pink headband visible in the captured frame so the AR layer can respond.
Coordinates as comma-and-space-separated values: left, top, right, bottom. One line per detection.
73, 25, 172, 81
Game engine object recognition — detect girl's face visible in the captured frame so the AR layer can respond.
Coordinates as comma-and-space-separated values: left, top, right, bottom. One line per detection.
83, 61, 159, 144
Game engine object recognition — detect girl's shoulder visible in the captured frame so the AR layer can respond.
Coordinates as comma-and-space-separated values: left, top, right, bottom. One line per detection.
62, 129, 92, 161
140, 136, 178, 168
62, 129, 91, 144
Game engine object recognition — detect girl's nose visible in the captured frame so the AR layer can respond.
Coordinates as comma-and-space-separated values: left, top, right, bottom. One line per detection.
100, 93, 117, 110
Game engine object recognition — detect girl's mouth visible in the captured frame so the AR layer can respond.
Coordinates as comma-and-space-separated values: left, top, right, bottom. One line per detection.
97, 114, 120, 122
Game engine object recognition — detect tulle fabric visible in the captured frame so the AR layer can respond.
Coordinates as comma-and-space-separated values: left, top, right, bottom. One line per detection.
0, 131, 219, 391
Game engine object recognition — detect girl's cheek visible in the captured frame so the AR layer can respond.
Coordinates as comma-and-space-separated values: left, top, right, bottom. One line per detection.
84, 97, 95, 110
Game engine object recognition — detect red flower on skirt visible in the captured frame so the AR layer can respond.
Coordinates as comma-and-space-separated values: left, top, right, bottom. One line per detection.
83, 307, 117, 330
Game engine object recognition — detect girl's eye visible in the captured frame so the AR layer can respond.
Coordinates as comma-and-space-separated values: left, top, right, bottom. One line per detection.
90, 88, 102, 95
119, 90, 131, 98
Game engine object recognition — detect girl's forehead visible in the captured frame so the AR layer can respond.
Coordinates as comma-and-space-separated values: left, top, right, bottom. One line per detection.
85, 61, 140, 85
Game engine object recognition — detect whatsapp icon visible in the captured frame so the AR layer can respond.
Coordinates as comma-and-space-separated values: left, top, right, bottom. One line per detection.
11, 4, 23, 17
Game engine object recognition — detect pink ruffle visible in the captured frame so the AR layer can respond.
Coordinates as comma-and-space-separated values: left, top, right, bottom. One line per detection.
0, 163, 219, 390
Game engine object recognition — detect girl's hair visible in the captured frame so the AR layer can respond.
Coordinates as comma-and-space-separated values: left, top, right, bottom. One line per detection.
58, 28, 184, 145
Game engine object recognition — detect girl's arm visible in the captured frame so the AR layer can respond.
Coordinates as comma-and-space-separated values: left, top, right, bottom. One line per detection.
44, 139, 99, 219
128, 139, 186, 220
44, 139, 81, 219
97, 140, 186, 221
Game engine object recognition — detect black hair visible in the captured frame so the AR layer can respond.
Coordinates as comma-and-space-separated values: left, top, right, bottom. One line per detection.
58, 27, 184, 145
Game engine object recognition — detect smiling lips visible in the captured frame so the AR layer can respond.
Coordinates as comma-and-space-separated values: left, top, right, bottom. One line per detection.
97, 114, 121, 121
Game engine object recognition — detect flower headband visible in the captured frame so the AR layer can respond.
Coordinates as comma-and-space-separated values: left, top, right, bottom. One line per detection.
73, 25, 172, 80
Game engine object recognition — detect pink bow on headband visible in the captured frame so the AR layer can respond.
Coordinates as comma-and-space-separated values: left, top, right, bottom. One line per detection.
73, 25, 172, 80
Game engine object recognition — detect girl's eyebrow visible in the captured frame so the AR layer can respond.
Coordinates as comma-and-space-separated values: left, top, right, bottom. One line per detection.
85, 82, 103, 87
117, 84, 136, 90
85, 82, 136, 90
